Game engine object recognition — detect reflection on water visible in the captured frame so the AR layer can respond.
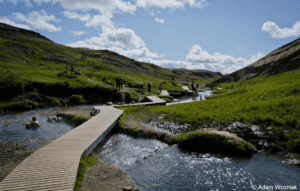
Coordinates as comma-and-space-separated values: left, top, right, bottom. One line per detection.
94, 133, 300, 191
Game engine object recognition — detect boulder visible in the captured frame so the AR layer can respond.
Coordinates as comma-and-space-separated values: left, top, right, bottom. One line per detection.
107, 102, 114, 105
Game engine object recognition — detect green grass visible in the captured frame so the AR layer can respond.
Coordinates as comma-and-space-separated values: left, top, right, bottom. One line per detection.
73, 153, 99, 191
117, 70, 300, 155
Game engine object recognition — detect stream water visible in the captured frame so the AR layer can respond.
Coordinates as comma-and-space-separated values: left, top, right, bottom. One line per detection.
0, 91, 299, 190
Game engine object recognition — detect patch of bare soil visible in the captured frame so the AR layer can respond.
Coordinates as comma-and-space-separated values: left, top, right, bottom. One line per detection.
80, 159, 140, 191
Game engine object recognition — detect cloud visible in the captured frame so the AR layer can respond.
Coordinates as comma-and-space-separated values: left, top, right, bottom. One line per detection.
185, 0, 206, 8
63, 11, 91, 22
59, 0, 136, 14
86, 14, 116, 30
155, 18, 164, 23
70, 30, 86, 36
81, 28, 147, 49
185, 44, 265, 74
0, 17, 31, 30
136, 0, 184, 9
12, 10, 61, 32
149, 12, 155, 16
262, 21, 300, 38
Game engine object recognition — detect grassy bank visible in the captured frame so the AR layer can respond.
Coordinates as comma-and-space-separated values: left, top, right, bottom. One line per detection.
117, 70, 300, 155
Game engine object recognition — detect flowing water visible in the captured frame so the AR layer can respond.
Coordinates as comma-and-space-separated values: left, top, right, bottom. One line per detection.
0, 91, 299, 190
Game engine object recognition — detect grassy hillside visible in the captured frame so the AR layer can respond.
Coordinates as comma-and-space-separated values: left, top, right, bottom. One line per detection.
0, 33, 218, 113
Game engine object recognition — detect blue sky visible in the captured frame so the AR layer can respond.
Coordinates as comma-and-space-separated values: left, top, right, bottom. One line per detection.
1, 0, 300, 75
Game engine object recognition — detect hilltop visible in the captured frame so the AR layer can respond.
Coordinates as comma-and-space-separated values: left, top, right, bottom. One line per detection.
207, 36, 300, 87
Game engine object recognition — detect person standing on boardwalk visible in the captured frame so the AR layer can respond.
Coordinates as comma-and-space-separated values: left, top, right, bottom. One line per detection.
121, 92, 126, 103
158, 82, 162, 94
65, 64, 69, 74
147, 83, 151, 95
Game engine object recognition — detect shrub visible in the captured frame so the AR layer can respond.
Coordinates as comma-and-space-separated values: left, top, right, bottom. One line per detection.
268, 142, 284, 153
68, 95, 86, 104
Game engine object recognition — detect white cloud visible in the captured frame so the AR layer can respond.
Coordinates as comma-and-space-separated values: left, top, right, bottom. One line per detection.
185, 0, 206, 8
262, 21, 300, 38
12, 10, 61, 32
155, 18, 164, 23
136, 0, 185, 9
86, 14, 116, 30
63, 11, 91, 22
185, 44, 265, 74
0, 17, 31, 30
70, 30, 85, 36
149, 12, 155, 16
81, 28, 146, 49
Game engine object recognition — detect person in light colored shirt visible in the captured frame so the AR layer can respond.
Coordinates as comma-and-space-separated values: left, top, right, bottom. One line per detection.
23, 117, 40, 129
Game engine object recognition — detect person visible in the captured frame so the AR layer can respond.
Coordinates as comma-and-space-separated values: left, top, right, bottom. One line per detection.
65, 64, 69, 74
172, 75, 174, 81
158, 82, 162, 93
116, 77, 119, 91
191, 81, 195, 92
23, 117, 40, 128
119, 77, 122, 90
147, 83, 151, 94
197, 84, 199, 89
71, 65, 74, 75
121, 92, 126, 103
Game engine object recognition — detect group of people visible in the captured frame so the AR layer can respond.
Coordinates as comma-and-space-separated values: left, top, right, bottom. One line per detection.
65, 64, 82, 75
116, 77, 123, 91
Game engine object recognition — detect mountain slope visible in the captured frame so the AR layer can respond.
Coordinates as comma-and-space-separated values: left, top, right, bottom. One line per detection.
207, 37, 300, 87
0, 23, 223, 82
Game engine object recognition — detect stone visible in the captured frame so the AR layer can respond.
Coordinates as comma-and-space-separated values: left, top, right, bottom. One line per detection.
107, 102, 113, 105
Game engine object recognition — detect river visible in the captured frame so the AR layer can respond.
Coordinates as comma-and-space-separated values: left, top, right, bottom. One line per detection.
0, 90, 299, 191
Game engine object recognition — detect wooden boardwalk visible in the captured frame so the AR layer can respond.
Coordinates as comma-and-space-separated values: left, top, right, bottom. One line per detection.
182, 86, 193, 93
160, 90, 169, 96
0, 96, 166, 191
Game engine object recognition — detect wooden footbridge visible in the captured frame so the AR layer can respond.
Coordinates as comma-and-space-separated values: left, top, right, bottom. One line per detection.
0, 96, 166, 191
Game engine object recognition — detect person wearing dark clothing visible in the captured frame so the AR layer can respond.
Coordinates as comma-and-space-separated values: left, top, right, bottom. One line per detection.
65, 64, 69, 74
191, 81, 195, 92
116, 77, 119, 91
119, 77, 122, 90
71, 65, 74, 75
158, 82, 162, 93
197, 84, 199, 89
147, 83, 151, 94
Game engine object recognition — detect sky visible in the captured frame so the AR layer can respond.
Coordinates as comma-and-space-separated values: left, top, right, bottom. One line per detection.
1, 0, 300, 75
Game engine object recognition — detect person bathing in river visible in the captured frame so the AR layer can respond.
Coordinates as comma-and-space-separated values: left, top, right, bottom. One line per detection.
23, 117, 40, 128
